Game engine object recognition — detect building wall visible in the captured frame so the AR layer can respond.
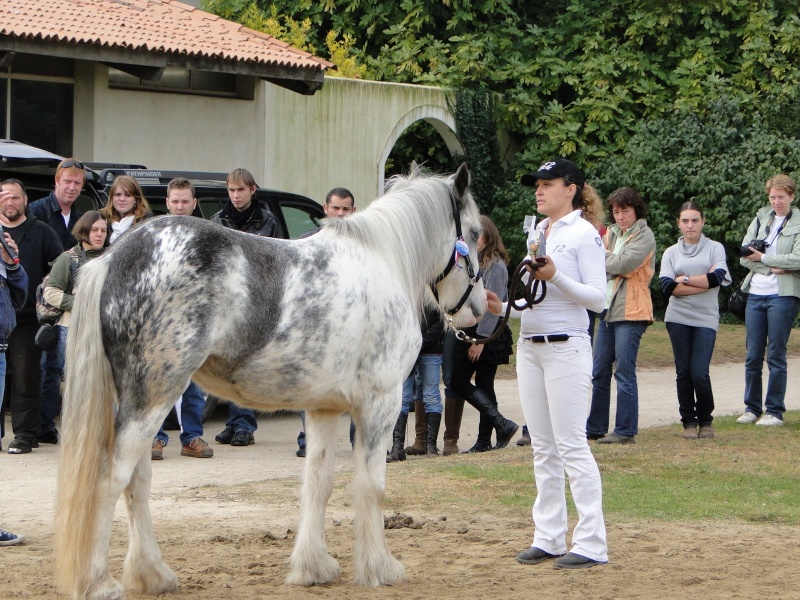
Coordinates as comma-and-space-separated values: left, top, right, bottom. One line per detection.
73, 67, 460, 208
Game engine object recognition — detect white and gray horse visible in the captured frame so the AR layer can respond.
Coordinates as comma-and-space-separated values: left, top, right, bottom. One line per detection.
53, 164, 486, 600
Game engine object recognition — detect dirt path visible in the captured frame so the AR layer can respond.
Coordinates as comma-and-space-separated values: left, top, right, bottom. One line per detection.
3, 359, 800, 599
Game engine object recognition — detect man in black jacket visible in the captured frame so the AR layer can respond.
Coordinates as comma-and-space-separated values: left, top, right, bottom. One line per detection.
28, 158, 85, 251
0, 179, 63, 454
210, 169, 279, 447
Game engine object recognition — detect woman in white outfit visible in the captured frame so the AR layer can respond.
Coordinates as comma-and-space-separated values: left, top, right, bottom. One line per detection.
486, 158, 608, 569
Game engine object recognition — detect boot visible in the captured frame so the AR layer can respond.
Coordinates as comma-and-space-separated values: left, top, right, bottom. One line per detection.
405, 400, 426, 455
465, 389, 518, 449
442, 396, 464, 455
386, 412, 408, 463
464, 414, 493, 453
425, 412, 442, 457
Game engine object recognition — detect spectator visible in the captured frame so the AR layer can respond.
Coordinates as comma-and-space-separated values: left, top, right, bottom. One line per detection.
151, 178, 213, 460
736, 174, 800, 427
386, 306, 444, 461
212, 168, 279, 447
39, 210, 109, 444
32, 159, 86, 445
660, 201, 731, 439
487, 158, 608, 569
296, 187, 357, 457
448, 215, 513, 453
0, 179, 62, 454
101, 175, 152, 244
586, 187, 655, 445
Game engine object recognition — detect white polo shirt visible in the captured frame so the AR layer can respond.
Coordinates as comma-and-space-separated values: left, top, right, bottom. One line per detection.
508, 210, 606, 338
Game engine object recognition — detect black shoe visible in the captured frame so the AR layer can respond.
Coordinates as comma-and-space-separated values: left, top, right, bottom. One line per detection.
596, 433, 635, 445
7, 437, 32, 454
462, 444, 491, 454
553, 552, 605, 569
296, 447, 306, 458
494, 420, 519, 449
37, 430, 59, 445
230, 431, 254, 447
215, 427, 235, 444
586, 432, 605, 441
516, 432, 531, 446
516, 546, 563, 565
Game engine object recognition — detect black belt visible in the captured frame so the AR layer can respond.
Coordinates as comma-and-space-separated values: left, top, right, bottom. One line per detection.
526, 334, 570, 343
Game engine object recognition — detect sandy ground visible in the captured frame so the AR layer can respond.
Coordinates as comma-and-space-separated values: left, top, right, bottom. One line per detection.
4, 359, 800, 599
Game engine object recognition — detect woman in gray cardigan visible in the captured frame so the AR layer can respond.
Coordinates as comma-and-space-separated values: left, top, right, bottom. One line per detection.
659, 201, 731, 439
737, 174, 800, 427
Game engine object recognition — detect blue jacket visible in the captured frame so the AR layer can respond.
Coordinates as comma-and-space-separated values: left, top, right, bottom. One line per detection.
29, 192, 83, 251
0, 263, 28, 343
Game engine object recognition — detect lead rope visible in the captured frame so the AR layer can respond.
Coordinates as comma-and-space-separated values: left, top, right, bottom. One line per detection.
452, 257, 547, 345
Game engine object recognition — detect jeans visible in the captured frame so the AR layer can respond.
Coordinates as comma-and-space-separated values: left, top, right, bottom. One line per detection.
517, 337, 607, 562
155, 381, 205, 446
400, 354, 443, 415
38, 324, 68, 437
587, 316, 647, 437
743, 294, 799, 419
226, 402, 257, 434
665, 322, 717, 426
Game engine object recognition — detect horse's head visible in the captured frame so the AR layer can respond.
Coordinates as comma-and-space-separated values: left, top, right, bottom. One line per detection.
432, 163, 487, 328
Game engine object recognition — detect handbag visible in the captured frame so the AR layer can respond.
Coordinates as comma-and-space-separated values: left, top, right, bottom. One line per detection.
728, 286, 748, 321
34, 323, 58, 351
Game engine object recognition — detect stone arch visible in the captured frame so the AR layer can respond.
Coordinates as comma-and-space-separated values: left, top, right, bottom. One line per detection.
377, 104, 463, 194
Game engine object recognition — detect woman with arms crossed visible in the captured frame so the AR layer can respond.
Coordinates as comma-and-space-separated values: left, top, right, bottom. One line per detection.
659, 201, 731, 439
486, 158, 608, 569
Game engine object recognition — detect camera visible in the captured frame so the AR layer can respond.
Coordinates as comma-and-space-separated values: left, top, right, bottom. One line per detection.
739, 239, 768, 256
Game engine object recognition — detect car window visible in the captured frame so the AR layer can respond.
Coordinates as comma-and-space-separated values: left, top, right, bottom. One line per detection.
282, 205, 322, 239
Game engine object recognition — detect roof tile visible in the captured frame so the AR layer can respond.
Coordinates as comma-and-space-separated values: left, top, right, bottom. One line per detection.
0, 0, 332, 71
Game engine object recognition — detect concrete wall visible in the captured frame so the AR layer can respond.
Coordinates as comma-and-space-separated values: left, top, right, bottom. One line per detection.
72, 67, 461, 207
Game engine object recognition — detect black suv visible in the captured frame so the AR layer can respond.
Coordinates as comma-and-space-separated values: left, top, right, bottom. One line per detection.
95, 168, 324, 239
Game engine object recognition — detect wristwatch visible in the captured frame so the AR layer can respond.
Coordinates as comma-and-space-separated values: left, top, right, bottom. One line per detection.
682, 276, 689, 285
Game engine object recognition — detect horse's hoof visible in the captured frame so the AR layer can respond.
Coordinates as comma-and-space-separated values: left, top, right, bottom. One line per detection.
286, 553, 341, 585
85, 577, 125, 600
355, 554, 405, 587
122, 560, 178, 594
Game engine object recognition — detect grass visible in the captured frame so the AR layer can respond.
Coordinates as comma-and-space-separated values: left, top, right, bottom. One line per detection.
496, 319, 800, 378
385, 413, 800, 525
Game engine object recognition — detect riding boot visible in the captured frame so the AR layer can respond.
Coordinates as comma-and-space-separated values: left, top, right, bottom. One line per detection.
386, 412, 408, 463
425, 412, 442, 457
465, 389, 518, 449
442, 396, 464, 455
404, 400, 427, 455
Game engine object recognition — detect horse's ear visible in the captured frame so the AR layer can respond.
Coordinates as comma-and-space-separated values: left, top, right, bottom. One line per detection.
410, 160, 420, 174
453, 163, 471, 200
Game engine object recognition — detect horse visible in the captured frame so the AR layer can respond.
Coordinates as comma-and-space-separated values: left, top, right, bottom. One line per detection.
53, 164, 486, 600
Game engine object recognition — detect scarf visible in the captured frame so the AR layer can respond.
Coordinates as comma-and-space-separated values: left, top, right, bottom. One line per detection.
221, 200, 258, 230
110, 215, 135, 244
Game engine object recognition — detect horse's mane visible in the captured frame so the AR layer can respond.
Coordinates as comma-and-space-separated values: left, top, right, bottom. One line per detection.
326, 170, 465, 315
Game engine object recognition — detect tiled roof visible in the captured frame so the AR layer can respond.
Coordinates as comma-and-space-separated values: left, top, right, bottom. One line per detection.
0, 0, 333, 72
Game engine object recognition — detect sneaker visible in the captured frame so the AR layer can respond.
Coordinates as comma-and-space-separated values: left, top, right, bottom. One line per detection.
756, 414, 784, 427
596, 433, 635, 445
215, 426, 235, 444
37, 429, 59, 445
181, 437, 213, 458
0, 530, 25, 546
151, 438, 166, 460
8, 437, 32, 454
230, 431, 255, 446
736, 412, 758, 424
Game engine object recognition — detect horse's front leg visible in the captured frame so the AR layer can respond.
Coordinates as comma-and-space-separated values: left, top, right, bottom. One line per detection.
352, 397, 405, 586
120, 426, 179, 595
287, 410, 341, 585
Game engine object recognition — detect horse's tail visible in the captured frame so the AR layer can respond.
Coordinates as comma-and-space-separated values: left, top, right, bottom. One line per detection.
54, 258, 116, 595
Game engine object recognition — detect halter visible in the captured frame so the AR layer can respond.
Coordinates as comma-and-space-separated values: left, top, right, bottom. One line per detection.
431, 190, 482, 318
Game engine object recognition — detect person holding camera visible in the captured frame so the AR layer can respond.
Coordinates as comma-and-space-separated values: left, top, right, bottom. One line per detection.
487, 158, 608, 569
737, 174, 800, 427
659, 201, 731, 439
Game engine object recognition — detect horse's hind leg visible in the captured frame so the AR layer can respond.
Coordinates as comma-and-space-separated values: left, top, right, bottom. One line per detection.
351, 399, 405, 586
120, 428, 179, 595
287, 411, 341, 585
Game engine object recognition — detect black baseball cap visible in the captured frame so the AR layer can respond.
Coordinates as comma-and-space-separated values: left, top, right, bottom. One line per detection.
520, 158, 585, 189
